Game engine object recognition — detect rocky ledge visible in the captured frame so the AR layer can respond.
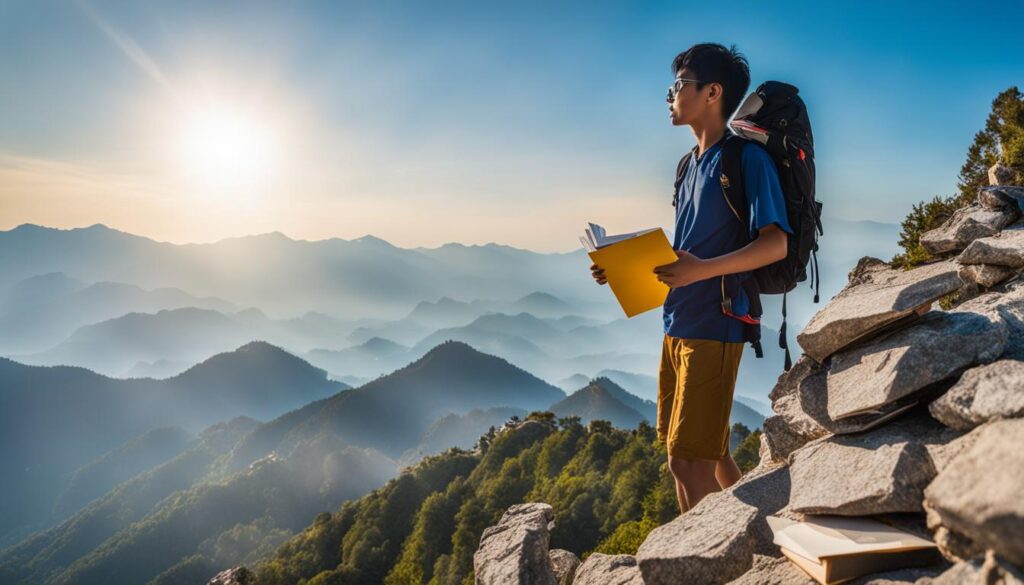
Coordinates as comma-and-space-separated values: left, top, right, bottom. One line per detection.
473, 175, 1024, 584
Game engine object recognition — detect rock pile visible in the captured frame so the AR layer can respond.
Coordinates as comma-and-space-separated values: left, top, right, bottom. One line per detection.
474, 173, 1024, 584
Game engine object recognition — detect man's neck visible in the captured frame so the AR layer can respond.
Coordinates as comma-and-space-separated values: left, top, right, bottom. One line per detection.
690, 118, 727, 158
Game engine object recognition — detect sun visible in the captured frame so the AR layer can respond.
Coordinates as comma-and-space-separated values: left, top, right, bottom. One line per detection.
177, 103, 279, 194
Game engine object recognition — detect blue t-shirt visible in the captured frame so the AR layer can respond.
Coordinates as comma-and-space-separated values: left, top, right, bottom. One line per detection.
663, 138, 793, 342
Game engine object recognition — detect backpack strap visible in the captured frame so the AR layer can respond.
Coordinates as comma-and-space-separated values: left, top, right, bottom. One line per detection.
719, 134, 794, 371
671, 145, 699, 208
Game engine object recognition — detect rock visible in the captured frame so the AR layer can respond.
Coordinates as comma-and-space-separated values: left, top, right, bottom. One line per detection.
923, 418, 1024, 567
762, 356, 831, 462
978, 186, 1024, 210
474, 503, 557, 585
797, 258, 963, 363
548, 549, 579, 585
952, 281, 1024, 360
922, 550, 1024, 584
847, 565, 947, 584
636, 463, 791, 585
824, 310, 1006, 421
725, 554, 816, 584
920, 205, 1019, 255
958, 264, 1015, 288
208, 567, 257, 585
989, 163, 1017, 186
788, 413, 962, 515
570, 553, 643, 585
959, 225, 1024, 268
929, 359, 1024, 430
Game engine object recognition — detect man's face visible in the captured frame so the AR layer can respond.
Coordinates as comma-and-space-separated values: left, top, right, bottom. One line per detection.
667, 68, 715, 126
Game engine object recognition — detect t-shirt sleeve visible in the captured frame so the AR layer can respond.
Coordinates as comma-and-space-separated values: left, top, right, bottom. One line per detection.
742, 143, 794, 240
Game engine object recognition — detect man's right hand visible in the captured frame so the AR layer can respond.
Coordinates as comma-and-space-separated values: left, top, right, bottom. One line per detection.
590, 263, 607, 285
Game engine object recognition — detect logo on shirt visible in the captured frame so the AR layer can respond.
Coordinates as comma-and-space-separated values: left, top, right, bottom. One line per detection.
719, 173, 731, 190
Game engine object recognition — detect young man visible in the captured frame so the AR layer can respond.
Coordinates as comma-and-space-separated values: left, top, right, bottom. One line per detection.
590, 43, 792, 515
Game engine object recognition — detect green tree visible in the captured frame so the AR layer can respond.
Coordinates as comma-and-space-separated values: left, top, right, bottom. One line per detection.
893, 87, 1024, 269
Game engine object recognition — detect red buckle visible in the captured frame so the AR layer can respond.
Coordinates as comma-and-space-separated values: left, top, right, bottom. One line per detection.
798, 148, 806, 161
722, 303, 761, 325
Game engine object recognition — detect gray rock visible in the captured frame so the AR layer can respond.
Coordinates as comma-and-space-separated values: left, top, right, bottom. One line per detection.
921, 550, 1024, 584
929, 359, 1024, 430
636, 463, 791, 585
848, 566, 947, 584
978, 186, 1024, 210
548, 549, 579, 585
923, 418, 1024, 567
474, 502, 557, 585
959, 225, 1024, 268
788, 413, 962, 515
952, 281, 1024, 360
989, 163, 1018, 186
958, 264, 1015, 288
824, 310, 1006, 421
797, 258, 963, 363
570, 553, 643, 585
762, 356, 831, 462
725, 554, 816, 584
920, 205, 1019, 255
208, 567, 256, 585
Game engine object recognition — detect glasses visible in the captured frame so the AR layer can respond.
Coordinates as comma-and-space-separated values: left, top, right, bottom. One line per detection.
666, 78, 703, 102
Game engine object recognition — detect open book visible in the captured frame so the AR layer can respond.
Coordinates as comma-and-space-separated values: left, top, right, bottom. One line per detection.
767, 515, 941, 585
582, 223, 678, 318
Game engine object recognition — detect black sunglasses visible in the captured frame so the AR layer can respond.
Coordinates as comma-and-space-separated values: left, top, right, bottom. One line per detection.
666, 78, 703, 102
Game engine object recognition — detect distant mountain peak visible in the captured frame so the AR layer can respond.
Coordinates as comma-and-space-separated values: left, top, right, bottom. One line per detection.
352, 234, 396, 248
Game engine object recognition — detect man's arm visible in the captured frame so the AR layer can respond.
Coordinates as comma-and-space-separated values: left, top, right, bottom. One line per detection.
653, 224, 786, 287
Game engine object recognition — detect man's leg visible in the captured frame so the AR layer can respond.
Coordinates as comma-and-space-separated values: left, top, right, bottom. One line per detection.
715, 452, 742, 489
668, 454, 721, 511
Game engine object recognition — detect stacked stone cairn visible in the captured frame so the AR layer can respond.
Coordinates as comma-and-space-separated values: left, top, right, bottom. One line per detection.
473, 165, 1024, 585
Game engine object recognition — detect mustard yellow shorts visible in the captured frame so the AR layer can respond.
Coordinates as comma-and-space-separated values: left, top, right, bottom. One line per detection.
657, 334, 744, 460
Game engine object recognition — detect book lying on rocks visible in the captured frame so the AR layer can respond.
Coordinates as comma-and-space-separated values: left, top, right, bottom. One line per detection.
766, 515, 941, 585
581, 222, 678, 318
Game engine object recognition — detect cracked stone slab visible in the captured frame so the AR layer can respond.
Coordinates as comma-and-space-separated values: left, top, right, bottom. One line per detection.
824, 310, 1006, 421
636, 463, 791, 585
929, 359, 1024, 430
474, 502, 557, 585
920, 204, 1019, 255
923, 418, 1024, 568
788, 413, 962, 515
958, 225, 1024, 268
570, 553, 643, 585
797, 257, 963, 363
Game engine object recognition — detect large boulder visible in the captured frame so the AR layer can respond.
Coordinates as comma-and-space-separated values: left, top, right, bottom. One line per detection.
923, 418, 1024, 567
823, 310, 1006, 421
474, 503, 557, 585
761, 356, 831, 462
920, 204, 1019, 255
958, 225, 1024, 268
929, 359, 1024, 430
787, 413, 962, 515
958, 263, 1015, 288
989, 163, 1018, 186
547, 549, 579, 585
570, 553, 643, 585
636, 463, 791, 585
978, 185, 1024, 210
797, 258, 962, 363
951, 281, 1024, 360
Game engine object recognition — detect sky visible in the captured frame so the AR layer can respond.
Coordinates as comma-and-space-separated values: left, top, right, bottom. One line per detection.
1, 0, 1022, 252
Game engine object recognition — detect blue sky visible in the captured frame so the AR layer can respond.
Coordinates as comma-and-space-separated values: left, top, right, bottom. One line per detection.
1, 0, 1022, 251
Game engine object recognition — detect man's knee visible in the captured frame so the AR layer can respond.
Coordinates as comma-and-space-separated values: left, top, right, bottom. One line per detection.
668, 454, 715, 480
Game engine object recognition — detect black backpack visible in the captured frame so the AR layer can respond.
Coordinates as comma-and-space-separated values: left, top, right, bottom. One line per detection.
671, 81, 823, 371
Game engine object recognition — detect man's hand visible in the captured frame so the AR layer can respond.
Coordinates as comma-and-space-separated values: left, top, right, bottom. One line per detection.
654, 249, 709, 288
590, 263, 607, 285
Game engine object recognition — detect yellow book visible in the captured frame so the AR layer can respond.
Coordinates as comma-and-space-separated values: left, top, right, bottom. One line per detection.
583, 224, 678, 318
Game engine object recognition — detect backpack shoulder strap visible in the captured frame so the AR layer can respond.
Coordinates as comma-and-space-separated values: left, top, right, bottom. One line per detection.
672, 145, 699, 208
719, 134, 750, 231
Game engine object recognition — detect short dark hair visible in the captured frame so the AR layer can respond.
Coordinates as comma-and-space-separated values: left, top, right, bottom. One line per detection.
671, 43, 751, 121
